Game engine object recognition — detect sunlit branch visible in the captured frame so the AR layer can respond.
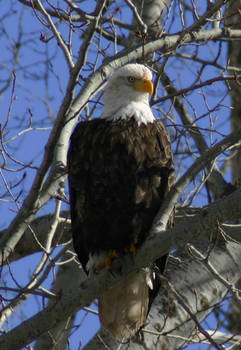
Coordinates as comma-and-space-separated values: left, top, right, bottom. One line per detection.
187, 244, 241, 307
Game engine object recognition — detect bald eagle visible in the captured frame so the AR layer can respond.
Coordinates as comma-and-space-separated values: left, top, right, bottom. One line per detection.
67, 64, 175, 341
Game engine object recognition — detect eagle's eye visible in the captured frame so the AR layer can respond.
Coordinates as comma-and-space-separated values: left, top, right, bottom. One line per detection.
127, 76, 136, 83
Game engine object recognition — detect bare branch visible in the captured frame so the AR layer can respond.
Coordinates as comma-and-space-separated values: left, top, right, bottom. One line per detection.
1, 174, 241, 349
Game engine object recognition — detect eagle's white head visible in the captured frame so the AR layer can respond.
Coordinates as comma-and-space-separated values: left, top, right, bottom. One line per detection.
101, 63, 155, 125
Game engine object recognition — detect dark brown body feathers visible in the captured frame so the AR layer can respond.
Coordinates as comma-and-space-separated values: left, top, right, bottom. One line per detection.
68, 118, 174, 271
67, 117, 174, 340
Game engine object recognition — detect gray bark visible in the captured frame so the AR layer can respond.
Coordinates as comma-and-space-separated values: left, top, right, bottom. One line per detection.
130, 0, 170, 40
1, 211, 71, 263
225, 1, 241, 184
85, 239, 241, 350
34, 256, 83, 350
222, 0, 241, 337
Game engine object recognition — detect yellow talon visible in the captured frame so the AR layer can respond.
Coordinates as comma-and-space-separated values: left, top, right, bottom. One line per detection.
95, 250, 120, 271
129, 243, 136, 255
110, 250, 120, 259
95, 261, 106, 272
105, 256, 112, 270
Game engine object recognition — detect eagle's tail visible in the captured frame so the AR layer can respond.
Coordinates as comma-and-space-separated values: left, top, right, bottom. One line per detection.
98, 270, 150, 341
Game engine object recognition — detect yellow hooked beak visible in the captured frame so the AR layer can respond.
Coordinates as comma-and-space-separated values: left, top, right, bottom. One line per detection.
133, 78, 154, 96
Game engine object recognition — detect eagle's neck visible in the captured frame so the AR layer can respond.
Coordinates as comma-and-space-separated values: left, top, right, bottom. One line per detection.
101, 90, 155, 125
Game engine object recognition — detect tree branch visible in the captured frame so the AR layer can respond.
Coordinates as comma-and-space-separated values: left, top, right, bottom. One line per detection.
1, 180, 241, 349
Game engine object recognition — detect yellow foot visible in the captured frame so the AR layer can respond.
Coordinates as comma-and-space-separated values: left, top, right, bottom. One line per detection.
95, 250, 120, 271
129, 243, 136, 255
124, 243, 136, 255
